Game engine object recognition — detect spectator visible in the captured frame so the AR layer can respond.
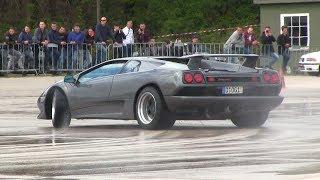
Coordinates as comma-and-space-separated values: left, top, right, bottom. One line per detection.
84, 28, 95, 67
18, 25, 34, 70
47, 22, 61, 71
149, 38, 158, 56
137, 23, 150, 43
95, 17, 113, 63
5, 27, 24, 70
33, 21, 49, 70
85, 28, 95, 45
163, 40, 174, 56
67, 24, 85, 69
173, 37, 184, 56
122, 20, 134, 57
137, 23, 150, 56
243, 26, 259, 54
261, 26, 279, 68
224, 27, 244, 63
113, 23, 126, 58
277, 26, 291, 74
58, 26, 69, 69
188, 36, 200, 54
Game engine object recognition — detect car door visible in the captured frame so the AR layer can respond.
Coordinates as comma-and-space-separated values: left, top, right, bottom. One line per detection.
108, 60, 142, 118
69, 60, 127, 118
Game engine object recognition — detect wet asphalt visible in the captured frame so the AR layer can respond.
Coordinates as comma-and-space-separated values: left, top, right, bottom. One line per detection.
0, 76, 320, 179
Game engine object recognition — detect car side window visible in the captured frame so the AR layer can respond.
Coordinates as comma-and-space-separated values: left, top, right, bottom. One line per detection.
78, 62, 126, 83
120, 60, 141, 74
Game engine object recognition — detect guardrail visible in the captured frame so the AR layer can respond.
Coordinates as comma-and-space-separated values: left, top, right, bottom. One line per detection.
0, 42, 319, 74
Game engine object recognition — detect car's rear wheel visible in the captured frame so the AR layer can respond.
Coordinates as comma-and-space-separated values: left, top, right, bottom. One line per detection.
52, 89, 71, 128
136, 87, 175, 130
231, 111, 269, 128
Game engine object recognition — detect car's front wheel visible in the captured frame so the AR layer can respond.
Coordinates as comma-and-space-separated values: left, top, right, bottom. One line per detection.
136, 87, 175, 130
231, 111, 269, 128
52, 89, 71, 128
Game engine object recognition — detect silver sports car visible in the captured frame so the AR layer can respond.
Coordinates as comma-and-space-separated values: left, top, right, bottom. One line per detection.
37, 54, 284, 129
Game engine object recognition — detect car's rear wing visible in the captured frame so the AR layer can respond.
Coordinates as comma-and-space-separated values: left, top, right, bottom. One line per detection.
180, 54, 259, 70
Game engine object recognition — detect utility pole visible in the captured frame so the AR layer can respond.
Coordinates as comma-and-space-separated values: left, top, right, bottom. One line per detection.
97, 0, 101, 23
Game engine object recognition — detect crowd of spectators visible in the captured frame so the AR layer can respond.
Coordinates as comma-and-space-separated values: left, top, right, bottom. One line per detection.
0, 17, 205, 74
224, 25, 291, 73
1, 18, 291, 74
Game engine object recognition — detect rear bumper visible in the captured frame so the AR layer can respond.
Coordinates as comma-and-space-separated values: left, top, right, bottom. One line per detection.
165, 95, 284, 113
299, 63, 320, 72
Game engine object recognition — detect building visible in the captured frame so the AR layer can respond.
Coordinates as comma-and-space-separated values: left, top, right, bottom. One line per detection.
254, 0, 320, 48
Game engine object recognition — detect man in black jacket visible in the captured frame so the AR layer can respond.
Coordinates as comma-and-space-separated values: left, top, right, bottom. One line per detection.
113, 23, 126, 58
47, 22, 61, 72
58, 26, 69, 69
95, 17, 113, 63
5, 27, 24, 70
33, 21, 49, 70
277, 26, 291, 74
261, 26, 279, 68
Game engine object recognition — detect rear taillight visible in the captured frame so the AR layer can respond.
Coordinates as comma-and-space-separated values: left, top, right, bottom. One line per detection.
183, 73, 193, 84
194, 73, 204, 83
263, 73, 271, 82
183, 72, 205, 84
271, 73, 280, 84
263, 72, 280, 84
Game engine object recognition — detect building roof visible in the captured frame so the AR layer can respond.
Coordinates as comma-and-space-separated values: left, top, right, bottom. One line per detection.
254, 0, 320, 4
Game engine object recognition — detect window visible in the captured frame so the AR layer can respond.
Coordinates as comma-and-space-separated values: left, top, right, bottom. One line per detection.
120, 60, 141, 73
78, 61, 126, 83
281, 13, 310, 47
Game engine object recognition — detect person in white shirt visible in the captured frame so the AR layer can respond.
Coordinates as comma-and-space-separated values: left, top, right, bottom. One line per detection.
122, 21, 134, 57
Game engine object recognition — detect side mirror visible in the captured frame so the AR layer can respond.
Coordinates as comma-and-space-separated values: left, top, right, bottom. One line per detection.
64, 74, 76, 84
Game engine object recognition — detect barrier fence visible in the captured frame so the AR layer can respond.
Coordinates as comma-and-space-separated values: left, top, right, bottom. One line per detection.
0, 42, 319, 74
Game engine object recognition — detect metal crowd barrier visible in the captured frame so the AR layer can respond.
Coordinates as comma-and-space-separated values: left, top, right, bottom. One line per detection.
0, 43, 40, 74
1, 42, 319, 74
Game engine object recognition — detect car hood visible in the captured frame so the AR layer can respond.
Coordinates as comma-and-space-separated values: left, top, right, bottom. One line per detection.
301, 51, 320, 59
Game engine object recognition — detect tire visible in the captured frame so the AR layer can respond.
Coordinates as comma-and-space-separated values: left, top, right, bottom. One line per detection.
135, 87, 175, 130
231, 111, 269, 128
51, 89, 71, 128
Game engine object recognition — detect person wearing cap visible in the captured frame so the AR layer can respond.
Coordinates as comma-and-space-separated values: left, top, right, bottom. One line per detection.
95, 17, 113, 63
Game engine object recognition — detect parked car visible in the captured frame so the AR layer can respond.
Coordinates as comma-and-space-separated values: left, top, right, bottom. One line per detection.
37, 54, 284, 130
299, 51, 320, 76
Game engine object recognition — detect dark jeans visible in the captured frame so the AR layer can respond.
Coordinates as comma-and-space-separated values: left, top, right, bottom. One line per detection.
34, 44, 48, 70
22, 48, 34, 69
47, 46, 60, 70
281, 49, 290, 73
113, 46, 124, 59
124, 44, 133, 57
59, 46, 70, 69
96, 43, 108, 64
